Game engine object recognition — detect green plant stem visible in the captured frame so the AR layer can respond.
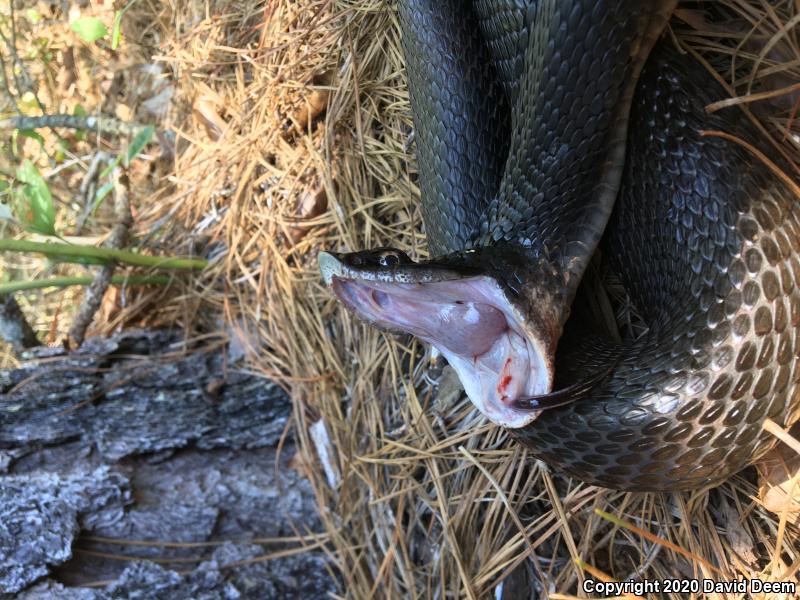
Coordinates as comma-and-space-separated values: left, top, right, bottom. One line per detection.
0, 275, 173, 294
0, 239, 208, 270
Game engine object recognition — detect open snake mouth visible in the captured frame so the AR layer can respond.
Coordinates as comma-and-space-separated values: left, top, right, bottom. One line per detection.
328, 274, 552, 428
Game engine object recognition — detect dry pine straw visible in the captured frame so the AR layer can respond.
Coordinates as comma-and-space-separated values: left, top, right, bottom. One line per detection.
37, 0, 800, 597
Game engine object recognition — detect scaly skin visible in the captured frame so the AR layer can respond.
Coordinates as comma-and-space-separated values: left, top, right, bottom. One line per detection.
514, 44, 800, 490
320, 0, 800, 491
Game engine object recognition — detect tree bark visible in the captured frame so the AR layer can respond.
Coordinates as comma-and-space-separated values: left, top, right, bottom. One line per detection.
0, 330, 333, 598
0, 293, 39, 354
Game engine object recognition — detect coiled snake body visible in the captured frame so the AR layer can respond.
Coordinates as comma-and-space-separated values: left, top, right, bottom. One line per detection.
319, 0, 800, 491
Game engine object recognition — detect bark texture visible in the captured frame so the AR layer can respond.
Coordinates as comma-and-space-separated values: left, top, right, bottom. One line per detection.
0, 330, 333, 598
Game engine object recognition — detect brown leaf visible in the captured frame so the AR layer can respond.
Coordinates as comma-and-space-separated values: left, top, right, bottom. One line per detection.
287, 185, 329, 246
291, 71, 333, 131
193, 94, 228, 141
288, 450, 313, 479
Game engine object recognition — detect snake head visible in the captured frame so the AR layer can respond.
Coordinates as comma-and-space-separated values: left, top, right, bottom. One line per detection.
319, 245, 562, 428
320, 248, 417, 281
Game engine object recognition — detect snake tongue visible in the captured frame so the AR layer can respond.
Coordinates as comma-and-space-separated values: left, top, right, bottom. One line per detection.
323, 263, 553, 428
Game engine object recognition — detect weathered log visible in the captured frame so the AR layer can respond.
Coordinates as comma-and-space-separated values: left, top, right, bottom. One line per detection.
0, 330, 334, 598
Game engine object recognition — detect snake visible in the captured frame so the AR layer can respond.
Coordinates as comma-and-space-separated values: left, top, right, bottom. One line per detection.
318, 0, 800, 491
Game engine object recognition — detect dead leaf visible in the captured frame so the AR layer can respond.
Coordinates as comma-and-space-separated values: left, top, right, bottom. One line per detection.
114, 103, 133, 122
193, 94, 228, 141
291, 71, 333, 131
310, 419, 340, 489
142, 85, 175, 119
287, 185, 329, 246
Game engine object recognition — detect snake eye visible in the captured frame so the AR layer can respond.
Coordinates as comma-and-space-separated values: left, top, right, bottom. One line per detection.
377, 251, 401, 267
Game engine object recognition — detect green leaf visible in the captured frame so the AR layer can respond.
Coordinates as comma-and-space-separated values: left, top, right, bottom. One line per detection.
48, 254, 110, 267
99, 156, 120, 181
111, 10, 123, 50
55, 139, 70, 163
18, 129, 45, 149
91, 181, 114, 214
14, 159, 56, 236
124, 125, 155, 166
99, 125, 156, 180
71, 17, 108, 43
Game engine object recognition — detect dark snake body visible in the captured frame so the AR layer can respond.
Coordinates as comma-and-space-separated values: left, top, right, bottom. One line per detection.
396, 0, 800, 491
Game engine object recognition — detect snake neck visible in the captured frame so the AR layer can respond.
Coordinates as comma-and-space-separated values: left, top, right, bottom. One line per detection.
319, 243, 568, 427
319, 0, 675, 430
473, 0, 676, 302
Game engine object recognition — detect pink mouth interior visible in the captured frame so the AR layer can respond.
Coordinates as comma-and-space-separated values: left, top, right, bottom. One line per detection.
331, 275, 551, 428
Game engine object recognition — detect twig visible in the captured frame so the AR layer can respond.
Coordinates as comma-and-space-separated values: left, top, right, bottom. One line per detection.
68, 168, 133, 347
0, 293, 39, 353
0, 114, 148, 137
0, 15, 36, 102
79, 152, 109, 197
0, 239, 208, 270
0, 274, 172, 294
75, 151, 112, 234
682, 43, 800, 176
0, 46, 18, 114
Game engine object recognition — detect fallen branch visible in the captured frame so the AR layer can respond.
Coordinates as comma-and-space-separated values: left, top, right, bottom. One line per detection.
68, 168, 133, 347
0, 330, 334, 596
0, 113, 147, 137
76, 151, 112, 235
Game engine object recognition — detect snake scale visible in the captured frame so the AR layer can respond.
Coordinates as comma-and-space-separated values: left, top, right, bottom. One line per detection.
319, 0, 800, 491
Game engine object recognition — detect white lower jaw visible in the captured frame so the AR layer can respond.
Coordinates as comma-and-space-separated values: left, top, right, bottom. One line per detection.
434, 329, 550, 429
325, 271, 553, 427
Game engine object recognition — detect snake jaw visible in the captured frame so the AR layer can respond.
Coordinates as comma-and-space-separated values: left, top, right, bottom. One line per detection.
320, 251, 553, 428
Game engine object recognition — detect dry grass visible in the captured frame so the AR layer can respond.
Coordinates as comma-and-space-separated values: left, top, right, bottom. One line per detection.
3, 0, 800, 597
